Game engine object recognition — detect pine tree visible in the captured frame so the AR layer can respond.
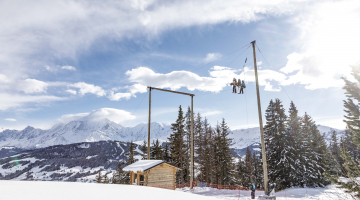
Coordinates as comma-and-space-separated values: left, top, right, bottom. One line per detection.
127, 141, 137, 165
243, 147, 253, 187
301, 113, 329, 187
325, 65, 360, 197
112, 161, 129, 184
237, 159, 246, 186
329, 130, 343, 174
264, 99, 288, 189
183, 106, 192, 183
139, 140, 147, 160
162, 142, 171, 163
168, 105, 187, 183
103, 173, 109, 184
341, 128, 360, 162
283, 101, 302, 188
252, 151, 263, 189
217, 118, 235, 185
151, 139, 163, 160
94, 170, 103, 183
194, 112, 204, 181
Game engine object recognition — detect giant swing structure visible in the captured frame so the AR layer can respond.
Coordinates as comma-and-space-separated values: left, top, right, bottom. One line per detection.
143, 41, 271, 195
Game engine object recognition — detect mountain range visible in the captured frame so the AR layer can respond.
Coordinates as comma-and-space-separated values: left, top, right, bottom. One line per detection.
0, 118, 345, 151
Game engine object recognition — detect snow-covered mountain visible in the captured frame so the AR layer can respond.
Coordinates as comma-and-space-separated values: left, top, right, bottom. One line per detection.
0, 119, 171, 149
0, 117, 344, 150
230, 124, 345, 150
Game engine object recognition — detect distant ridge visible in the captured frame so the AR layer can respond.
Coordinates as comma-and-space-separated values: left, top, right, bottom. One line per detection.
0, 117, 344, 150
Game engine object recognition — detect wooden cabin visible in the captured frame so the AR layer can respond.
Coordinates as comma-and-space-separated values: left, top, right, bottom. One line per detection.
123, 160, 181, 190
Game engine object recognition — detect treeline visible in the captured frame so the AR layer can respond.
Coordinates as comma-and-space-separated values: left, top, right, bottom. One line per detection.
137, 106, 236, 185
121, 101, 333, 190
325, 65, 360, 198
238, 99, 331, 190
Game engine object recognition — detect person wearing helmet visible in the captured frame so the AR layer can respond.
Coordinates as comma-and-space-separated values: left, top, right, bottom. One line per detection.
230, 78, 237, 93
239, 80, 246, 94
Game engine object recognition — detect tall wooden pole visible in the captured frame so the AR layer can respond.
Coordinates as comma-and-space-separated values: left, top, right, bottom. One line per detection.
147, 87, 151, 160
251, 40, 269, 194
190, 95, 194, 189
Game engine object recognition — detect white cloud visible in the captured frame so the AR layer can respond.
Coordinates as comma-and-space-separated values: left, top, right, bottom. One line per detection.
0, 74, 10, 83
257, 61, 262, 66
123, 65, 286, 98
203, 53, 222, 63
70, 82, 106, 96
0, 0, 316, 81
0, 93, 66, 111
280, 1, 360, 90
202, 110, 222, 117
5, 118, 17, 122
65, 89, 77, 95
57, 108, 136, 124
108, 91, 132, 101
61, 65, 76, 71
17, 79, 48, 94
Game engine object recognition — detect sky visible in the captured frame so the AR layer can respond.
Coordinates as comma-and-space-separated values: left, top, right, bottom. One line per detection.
0, 0, 360, 131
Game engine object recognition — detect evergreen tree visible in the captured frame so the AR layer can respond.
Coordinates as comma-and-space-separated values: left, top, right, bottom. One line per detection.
151, 139, 163, 160
126, 141, 137, 165
243, 147, 254, 187
329, 130, 343, 173
325, 65, 360, 197
340, 128, 360, 162
94, 170, 102, 183
168, 105, 187, 183
103, 173, 109, 184
264, 99, 288, 189
282, 101, 302, 188
217, 119, 235, 185
139, 140, 147, 160
252, 151, 263, 189
112, 161, 129, 184
301, 113, 329, 187
183, 106, 192, 183
237, 159, 246, 186
162, 142, 171, 163
194, 112, 204, 181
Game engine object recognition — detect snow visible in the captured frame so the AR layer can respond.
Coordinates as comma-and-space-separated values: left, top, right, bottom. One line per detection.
178, 184, 354, 199
0, 181, 219, 200
123, 160, 164, 172
86, 155, 98, 159
0, 181, 353, 200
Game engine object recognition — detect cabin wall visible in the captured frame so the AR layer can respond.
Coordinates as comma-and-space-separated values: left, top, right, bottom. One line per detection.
147, 164, 176, 190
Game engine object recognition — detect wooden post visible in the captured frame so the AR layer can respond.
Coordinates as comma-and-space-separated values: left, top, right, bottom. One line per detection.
190, 95, 194, 189
148, 87, 151, 160
137, 172, 140, 185
251, 40, 269, 194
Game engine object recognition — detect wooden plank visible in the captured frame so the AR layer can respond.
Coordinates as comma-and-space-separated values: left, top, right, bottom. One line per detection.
137, 171, 140, 185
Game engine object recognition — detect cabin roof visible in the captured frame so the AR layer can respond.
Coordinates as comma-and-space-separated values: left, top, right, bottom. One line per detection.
123, 160, 180, 172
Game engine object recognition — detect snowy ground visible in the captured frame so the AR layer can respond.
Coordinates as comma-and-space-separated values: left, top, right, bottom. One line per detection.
0, 181, 354, 200
178, 185, 354, 200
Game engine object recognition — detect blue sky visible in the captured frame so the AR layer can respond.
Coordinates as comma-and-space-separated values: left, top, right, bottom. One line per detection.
0, 0, 359, 131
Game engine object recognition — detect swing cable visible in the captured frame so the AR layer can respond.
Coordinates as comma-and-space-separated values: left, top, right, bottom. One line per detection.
242, 46, 251, 129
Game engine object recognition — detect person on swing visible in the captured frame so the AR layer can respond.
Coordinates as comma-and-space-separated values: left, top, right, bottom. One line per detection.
230, 78, 237, 93
239, 80, 245, 94
237, 79, 242, 94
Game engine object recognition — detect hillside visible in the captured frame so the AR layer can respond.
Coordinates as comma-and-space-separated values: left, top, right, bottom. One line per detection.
0, 141, 141, 181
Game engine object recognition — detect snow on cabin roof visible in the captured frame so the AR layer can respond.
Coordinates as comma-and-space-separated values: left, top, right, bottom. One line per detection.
123, 160, 164, 172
